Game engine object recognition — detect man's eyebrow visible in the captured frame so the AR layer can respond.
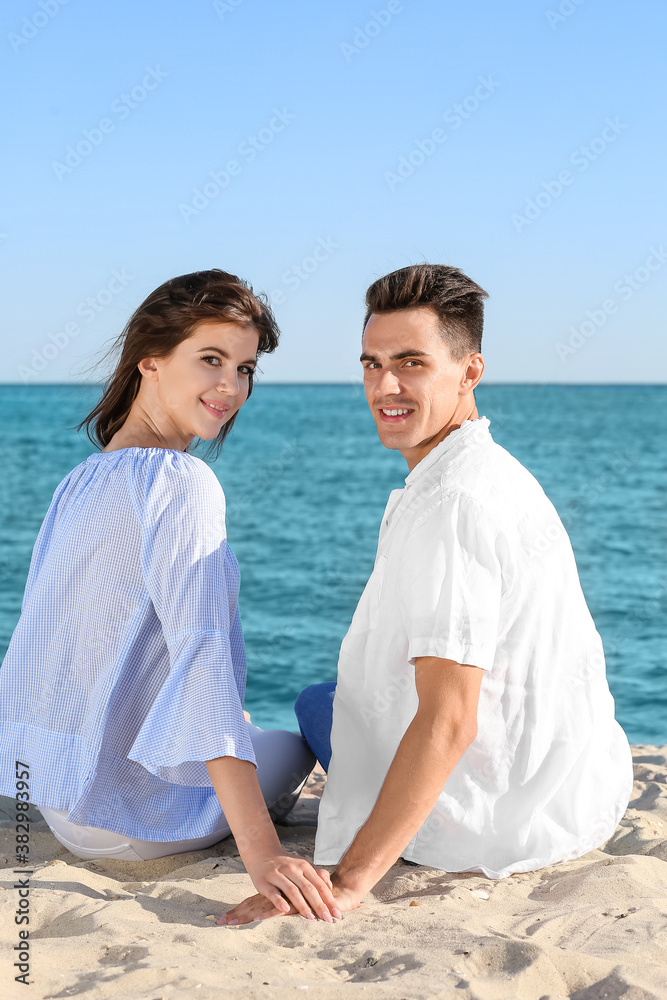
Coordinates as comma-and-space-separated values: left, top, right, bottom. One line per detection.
359, 349, 432, 362
198, 346, 257, 365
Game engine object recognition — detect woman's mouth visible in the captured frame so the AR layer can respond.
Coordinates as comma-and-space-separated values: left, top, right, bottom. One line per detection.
201, 399, 230, 419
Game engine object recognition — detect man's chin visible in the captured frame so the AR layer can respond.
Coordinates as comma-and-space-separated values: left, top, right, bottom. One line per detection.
374, 424, 417, 451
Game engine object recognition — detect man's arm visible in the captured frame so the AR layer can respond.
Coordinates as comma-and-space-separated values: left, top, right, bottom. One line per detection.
219, 656, 484, 923
331, 655, 484, 900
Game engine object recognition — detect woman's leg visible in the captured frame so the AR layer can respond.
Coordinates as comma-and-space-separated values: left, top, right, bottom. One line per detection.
294, 682, 337, 773
37, 725, 316, 861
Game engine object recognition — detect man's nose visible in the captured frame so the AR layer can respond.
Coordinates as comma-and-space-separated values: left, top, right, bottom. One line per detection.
375, 368, 401, 395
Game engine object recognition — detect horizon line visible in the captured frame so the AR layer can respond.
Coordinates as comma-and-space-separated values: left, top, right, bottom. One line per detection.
0, 381, 666, 389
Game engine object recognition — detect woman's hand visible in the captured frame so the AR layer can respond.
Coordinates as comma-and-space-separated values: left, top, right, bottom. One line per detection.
218, 873, 363, 926
241, 854, 342, 923
204, 757, 342, 923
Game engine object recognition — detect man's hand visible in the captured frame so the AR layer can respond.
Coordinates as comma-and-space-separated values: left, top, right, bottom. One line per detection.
330, 657, 483, 895
218, 872, 360, 925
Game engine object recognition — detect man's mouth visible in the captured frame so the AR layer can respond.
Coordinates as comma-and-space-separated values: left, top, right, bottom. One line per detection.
378, 407, 414, 424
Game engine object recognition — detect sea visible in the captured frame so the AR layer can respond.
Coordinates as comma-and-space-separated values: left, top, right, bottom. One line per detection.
0, 383, 665, 744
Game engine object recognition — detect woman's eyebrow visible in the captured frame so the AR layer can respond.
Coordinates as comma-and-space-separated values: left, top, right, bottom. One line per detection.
198, 346, 257, 365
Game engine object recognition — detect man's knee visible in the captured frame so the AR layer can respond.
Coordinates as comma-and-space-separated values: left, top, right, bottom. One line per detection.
294, 681, 336, 721
294, 683, 321, 719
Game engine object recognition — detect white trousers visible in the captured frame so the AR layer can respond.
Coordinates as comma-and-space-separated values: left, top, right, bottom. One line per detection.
38, 724, 314, 861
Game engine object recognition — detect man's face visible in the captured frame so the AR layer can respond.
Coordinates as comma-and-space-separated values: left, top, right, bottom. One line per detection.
361, 307, 481, 468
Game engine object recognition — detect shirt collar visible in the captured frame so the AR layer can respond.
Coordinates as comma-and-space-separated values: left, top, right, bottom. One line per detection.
404, 416, 491, 488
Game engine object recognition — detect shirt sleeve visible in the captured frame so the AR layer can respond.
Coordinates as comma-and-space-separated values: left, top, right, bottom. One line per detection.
126, 453, 256, 785
398, 493, 503, 672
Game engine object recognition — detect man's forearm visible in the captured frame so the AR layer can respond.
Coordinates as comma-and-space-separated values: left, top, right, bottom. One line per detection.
332, 714, 475, 896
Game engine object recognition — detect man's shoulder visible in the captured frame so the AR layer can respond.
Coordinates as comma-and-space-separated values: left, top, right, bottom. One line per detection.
417, 437, 549, 534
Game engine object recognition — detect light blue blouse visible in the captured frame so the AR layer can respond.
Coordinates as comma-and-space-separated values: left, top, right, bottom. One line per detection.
0, 446, 256, 841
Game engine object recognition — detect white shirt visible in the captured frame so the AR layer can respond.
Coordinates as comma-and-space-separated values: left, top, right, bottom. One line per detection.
314, 417, 633, 878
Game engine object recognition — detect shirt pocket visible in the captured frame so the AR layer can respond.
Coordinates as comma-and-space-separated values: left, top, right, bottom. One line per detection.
346, 553, 388, 634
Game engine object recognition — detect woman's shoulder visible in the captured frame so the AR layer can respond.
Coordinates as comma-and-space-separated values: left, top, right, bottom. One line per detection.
123, 448, 225, 516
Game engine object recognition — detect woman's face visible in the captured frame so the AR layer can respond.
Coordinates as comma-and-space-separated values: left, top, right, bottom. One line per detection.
139, 319, 260, 445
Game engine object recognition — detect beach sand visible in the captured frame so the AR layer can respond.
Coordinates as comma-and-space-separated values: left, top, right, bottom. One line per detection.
1, 744, 666, 1000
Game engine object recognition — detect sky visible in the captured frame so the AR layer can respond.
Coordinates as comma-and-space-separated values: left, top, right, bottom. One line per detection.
2, 0, 666, 385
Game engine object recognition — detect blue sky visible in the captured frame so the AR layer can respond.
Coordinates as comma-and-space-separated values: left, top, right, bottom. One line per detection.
2, 0, 665, 385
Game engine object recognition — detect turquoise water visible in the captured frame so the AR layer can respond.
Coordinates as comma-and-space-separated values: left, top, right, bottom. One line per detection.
0, 383, 665, 743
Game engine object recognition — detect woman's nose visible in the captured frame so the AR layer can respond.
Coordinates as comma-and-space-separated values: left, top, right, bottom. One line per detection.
217, 366, 240, 394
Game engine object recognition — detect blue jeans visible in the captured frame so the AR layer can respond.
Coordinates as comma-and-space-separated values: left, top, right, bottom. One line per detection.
294, 681, 337, 773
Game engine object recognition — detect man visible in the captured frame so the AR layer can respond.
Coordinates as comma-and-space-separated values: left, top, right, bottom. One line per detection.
222, 263, 633, 924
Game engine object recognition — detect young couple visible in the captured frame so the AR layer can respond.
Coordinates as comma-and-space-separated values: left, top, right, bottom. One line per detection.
0, 264, 633, 927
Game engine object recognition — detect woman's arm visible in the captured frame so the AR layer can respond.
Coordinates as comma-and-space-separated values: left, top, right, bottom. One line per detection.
206, 755, 341, 922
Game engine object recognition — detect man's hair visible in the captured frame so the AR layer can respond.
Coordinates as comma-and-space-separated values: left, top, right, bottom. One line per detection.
363, 264, 488, 360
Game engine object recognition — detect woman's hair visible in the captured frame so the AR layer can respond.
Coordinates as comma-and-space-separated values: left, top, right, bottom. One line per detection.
74, 269, 280, 461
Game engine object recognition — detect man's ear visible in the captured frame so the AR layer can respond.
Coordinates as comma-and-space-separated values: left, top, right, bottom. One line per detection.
461, 353, 484, 394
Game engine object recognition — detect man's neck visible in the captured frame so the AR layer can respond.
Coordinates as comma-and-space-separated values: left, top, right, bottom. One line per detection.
402, 403, 479, 473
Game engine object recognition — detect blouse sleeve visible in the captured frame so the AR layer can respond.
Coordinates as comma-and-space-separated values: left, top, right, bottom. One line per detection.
398, 493, 503, 672
126, 453, 256, 785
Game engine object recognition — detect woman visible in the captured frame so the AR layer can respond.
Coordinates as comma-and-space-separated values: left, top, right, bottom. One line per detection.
0, 269, 340, 923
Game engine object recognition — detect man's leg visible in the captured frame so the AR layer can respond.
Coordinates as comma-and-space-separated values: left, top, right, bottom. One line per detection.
294, 681, 337, 772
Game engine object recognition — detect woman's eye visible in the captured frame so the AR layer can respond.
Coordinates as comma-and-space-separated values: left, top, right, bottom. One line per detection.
201, 355, 220, 366
238, 365, 254, 376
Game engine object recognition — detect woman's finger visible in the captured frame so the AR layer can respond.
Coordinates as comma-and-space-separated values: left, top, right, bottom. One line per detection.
303, 868, 342, 918
261, 871, 322, 920
271, 868, 338, 922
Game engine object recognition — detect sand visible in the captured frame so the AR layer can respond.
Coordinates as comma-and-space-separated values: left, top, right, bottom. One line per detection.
1, 744, 666, 1000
